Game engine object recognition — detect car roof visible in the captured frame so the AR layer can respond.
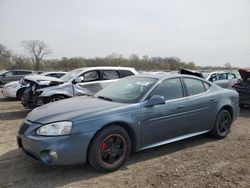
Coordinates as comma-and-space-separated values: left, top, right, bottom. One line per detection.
134, 73, 205, 81
11, 69, 33, 72
73, 66, 136, 72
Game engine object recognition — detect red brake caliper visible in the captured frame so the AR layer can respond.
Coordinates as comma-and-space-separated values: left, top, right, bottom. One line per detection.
101, 143, 107, 151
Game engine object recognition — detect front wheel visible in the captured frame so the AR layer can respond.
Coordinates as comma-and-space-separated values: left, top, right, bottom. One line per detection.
48, 95, 66, 103
210, 109, 232, 139
88, 126, 131, 172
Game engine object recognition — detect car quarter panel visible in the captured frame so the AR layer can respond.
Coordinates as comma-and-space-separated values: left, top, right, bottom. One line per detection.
218, 89, 239, 122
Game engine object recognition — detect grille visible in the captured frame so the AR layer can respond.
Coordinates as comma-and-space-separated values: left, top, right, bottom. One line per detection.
18, 123, 30, 134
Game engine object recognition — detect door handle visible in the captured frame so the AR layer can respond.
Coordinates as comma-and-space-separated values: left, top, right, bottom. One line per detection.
177, 105, 185, 109
210, 98, 217, 102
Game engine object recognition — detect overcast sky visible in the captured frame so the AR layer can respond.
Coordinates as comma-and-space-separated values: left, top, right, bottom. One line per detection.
0, 0, 249, 67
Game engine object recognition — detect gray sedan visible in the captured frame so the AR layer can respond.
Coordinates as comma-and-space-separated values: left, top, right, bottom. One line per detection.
17, 74, 239, 172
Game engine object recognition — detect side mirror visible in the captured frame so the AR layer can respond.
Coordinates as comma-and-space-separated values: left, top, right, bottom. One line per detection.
144, 95, 165, 107
74, 76, 84, 83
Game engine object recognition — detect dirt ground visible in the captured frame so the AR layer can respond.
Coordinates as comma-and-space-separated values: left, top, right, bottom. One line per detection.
0, 90, 249, 188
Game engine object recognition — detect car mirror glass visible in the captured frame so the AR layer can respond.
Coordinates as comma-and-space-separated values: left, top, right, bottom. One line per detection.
74, 76, 84, 83
144, 95, 165, 107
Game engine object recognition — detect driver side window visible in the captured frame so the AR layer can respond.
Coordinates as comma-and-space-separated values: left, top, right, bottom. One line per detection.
151, 78, 183, 100
80, 71, 99, 82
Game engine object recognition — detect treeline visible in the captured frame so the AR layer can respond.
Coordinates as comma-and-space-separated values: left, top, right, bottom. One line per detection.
0, 42, 234, 72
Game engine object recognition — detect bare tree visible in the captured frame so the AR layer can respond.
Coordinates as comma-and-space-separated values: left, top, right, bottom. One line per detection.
21, 40, 52, 70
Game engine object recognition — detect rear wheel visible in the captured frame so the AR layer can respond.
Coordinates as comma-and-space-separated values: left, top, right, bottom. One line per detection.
210, 109, 232, 139
88, 126, 131, 172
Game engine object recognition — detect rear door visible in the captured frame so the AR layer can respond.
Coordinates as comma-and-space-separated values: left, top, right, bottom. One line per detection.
213, 73, 228, 88
227, 73, 238, 88
182, 77, 219, 133
141, 77, 189, 147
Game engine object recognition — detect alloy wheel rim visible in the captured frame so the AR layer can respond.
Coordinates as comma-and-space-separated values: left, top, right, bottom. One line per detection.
99, 134, 126, 166
218, 113, 230, 135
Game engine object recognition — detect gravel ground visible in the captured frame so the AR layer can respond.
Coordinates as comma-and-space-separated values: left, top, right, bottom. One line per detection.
0, 90, 249, 188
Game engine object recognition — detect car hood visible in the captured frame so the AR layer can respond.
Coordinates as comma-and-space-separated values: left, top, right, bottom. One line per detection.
26, 96, 127, 124
4, 81, 19, 87
24, 75, 64, 85
238, 69, 250, 80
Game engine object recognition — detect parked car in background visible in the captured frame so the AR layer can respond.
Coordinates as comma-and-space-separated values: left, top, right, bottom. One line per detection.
0, 69, 33, 85
17, 73, 239, 172
206, 71, 239, 88
233, 69, 250, 107
21, 67, 138, 109
179, 68, 204, 78
2, 71, 66, 99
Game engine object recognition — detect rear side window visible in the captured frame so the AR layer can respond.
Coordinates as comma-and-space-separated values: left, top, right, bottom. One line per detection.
15, 71, 32, 75
151, 78, 183, 100
184, 78, 206, 96
218, 73, 227, 80
102, 70, 119, 80
119, 70, 134, 78
227, 73, 236, 79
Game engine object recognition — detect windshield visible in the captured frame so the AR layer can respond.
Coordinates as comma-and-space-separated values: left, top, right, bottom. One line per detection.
95, 77, 158, 103
60, 69, 83, 82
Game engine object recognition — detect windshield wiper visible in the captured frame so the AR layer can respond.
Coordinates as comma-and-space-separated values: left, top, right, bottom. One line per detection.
97, 96, 113, 101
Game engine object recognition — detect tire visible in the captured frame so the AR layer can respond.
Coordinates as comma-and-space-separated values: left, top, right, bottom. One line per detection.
210, 109, 232, 139
88, 125, 131, 172
16, 88, 25, 100
48, 95, 66, 103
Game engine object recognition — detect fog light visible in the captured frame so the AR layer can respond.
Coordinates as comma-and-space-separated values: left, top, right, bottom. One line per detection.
49, 151, 58, 160
40, 150, 58, 164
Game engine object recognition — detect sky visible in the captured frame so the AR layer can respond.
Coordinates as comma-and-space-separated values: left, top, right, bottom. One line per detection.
0, 0, 249, 67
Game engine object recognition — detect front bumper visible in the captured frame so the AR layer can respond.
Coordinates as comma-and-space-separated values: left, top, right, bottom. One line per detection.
17, 120, 95, 165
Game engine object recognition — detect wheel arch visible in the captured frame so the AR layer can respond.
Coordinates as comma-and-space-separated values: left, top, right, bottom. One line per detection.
219, 105, 233, 121
16, 87, 26, 98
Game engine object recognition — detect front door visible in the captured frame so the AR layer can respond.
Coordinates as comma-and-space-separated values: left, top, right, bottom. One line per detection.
141, 78, 188, 147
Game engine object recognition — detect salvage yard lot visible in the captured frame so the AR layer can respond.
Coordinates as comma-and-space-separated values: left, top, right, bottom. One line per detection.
0, 90, 249, 188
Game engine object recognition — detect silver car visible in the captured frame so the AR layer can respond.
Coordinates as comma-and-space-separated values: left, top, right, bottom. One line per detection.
0, 69, 33, 85
21, 67, 138, 108
206, 71, 239, 88
2, 71, 66, 99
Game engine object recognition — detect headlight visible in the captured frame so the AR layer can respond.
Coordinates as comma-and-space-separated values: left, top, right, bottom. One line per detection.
36, 121, 73, 136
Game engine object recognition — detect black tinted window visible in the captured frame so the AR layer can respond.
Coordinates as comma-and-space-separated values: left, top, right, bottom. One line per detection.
119, 70, 134, 78
184, 78, 206, 96
218, 73, 227, 80
15, 71, 32, 75
151, 78, 183, 100
103, 70, 119, 80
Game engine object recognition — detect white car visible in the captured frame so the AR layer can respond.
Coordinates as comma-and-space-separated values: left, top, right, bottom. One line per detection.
2, 71, 66, 99
206, 71, 240, 88
21, 67, 138, 108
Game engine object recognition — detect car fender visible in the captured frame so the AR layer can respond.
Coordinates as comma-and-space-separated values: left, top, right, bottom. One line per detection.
38, 83, 74, 98
72, 105, 141, 150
